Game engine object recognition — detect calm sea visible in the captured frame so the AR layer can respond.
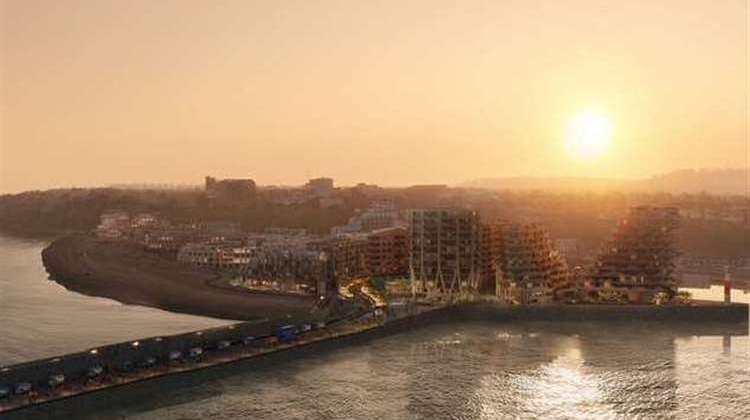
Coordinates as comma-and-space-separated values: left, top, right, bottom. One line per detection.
0, 235, 233, 365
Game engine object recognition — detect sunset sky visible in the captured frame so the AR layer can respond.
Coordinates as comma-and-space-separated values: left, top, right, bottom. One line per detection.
1, 0, 747, 193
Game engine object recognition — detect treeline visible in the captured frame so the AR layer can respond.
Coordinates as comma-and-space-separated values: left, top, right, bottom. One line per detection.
0, 187, 747, 258
0, 188, 356, 237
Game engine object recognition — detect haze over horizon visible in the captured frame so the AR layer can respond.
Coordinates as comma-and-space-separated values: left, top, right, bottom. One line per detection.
1, 0, 748, 194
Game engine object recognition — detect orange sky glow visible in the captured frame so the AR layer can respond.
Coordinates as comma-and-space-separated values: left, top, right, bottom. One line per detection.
1, 0, 747, 193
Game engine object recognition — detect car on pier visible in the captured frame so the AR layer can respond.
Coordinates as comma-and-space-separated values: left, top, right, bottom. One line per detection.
48, 374, 65, 388
0, 386, 11, 399
14, 382, 31, 395
242, 336, 255, 345
119, 361, 134, 372
217, 340, 232, 350
276, 325, 298, 343
168, 350, 182, 362
188, 347, 203, 359
140, 357, 157, 368
87, 365, 104, 378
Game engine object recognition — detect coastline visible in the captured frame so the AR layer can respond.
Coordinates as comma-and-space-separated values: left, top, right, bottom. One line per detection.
41, 234, 316, 321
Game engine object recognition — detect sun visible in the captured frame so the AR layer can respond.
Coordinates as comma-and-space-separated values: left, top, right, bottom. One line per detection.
563, 110, 613, 160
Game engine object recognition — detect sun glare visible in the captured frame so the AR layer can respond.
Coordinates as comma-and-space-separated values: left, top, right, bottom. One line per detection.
563, 110, 613, 160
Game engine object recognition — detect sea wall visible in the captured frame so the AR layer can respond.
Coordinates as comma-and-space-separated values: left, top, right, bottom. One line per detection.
0, 319, 288, 394
459, 302, 749, 322
1, 302, 747, 403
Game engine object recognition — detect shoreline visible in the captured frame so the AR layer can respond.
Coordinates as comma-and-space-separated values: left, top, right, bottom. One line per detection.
41, 234, 317, 321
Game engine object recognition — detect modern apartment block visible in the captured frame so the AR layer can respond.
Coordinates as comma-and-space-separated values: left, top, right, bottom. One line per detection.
308, 234, 370, 285
176, 242, 253, 269
408, 208, 481, 295
479, 222, 504, 294
95, 211, 131, 240
495, 222, 568, 304
237, 248, 328, 296
590, 206, 680, 301
366, 227, 408, 278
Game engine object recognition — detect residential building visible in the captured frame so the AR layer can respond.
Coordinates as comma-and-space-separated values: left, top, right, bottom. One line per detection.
367, 227, 408, 278
177, 242, 253, 269
96, 211, 131, 240
408, 208, 481, 296
495, 222, 568, 304
305, 177, 335, 198
331, 197, 402, 234
236, 248, 328, 296
589, 206, 680, 302
205, 176, 256, 206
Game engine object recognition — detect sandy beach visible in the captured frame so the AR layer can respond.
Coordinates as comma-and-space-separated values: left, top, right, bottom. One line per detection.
41, 235, 315, 321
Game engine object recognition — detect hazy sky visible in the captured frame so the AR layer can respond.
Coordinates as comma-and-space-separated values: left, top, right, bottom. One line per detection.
1, 0, 747, 193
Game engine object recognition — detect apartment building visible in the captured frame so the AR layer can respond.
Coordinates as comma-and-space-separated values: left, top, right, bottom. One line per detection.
408, 208, 481, 295
367, 227, 408, 278
590, 206, 680, 302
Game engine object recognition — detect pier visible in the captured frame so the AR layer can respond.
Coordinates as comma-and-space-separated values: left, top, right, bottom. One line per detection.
1, 302, 747, 415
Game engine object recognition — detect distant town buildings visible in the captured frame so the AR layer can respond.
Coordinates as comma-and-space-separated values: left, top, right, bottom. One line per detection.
93, 192, 687, 305
332, 197, 403, 234
177, 242, 253, 269
96, 211, 159, 241
264, 177, 342, 207
95, 211, 131, 240
205, 176, 256, 206
305, 177, 334, 198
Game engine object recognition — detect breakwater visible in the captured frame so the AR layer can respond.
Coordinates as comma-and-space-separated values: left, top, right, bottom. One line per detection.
1, 302, 747, 415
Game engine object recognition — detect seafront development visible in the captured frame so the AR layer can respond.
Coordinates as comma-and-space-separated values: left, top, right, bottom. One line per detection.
0, 177, 748, 417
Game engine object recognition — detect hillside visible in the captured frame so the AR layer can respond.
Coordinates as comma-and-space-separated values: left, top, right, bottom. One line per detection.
463, 168, 748, 195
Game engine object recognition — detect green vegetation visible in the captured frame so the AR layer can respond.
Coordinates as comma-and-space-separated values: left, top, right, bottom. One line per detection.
1, 187, 747, 260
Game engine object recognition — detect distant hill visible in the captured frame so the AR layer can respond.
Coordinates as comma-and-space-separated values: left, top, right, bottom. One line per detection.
639, 169, 748, 195
463, 168, 749, 195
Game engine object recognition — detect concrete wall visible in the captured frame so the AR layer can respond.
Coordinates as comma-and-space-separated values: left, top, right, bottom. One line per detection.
0, 319, 290, 393
2, 303, 746, 395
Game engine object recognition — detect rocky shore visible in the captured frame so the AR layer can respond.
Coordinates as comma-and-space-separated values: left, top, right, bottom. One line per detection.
41, 234, 315, 321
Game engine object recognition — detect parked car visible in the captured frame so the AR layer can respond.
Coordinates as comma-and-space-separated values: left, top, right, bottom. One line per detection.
48, 374, 65, 388
140, 357, 157, 368
276, 325, 298, 343
87, 365, 104, 378
14, 382, 32, 395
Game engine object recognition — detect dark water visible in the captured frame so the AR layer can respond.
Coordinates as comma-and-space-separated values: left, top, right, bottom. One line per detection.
15, 320, 750, 420
0, 235, 232, 365
2, 236, 749, 419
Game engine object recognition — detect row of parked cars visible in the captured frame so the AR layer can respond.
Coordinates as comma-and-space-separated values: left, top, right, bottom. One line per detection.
0, 320, 328, 401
